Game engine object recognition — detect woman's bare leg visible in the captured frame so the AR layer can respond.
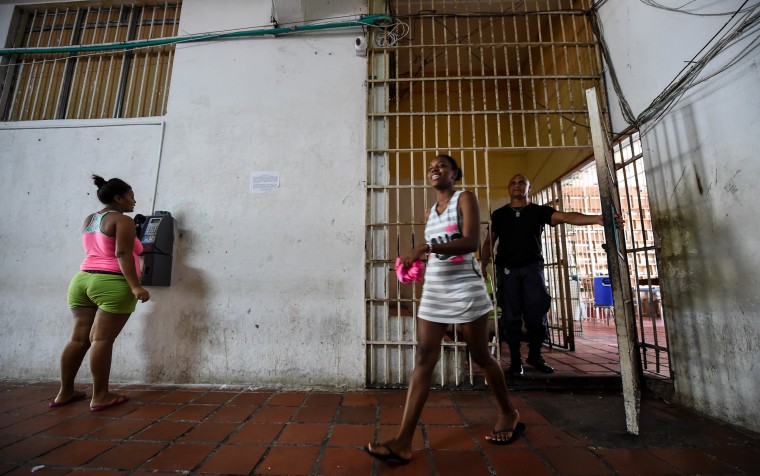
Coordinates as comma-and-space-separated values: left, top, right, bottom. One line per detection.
368, 318, 447, 460
89, 309, 131, 407
54, 307, 96, 403
459, 314, 519, 434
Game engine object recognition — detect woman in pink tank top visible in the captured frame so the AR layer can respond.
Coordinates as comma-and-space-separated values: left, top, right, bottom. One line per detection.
50, 175, 150, 412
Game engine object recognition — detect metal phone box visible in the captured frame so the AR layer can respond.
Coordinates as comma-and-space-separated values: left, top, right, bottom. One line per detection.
137, 211, 174, 286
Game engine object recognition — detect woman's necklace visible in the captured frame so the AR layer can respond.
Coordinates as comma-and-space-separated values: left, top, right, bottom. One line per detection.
508, 204, 526, 217
437, 194, 454, 212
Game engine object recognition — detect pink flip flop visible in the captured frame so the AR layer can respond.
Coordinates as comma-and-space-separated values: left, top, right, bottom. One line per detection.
48, 391, 87, 408
90, 394, 130, 412
395, 257, 425, 284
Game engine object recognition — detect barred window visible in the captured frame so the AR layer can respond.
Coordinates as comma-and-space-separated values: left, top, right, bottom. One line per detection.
0, 1, 181, 121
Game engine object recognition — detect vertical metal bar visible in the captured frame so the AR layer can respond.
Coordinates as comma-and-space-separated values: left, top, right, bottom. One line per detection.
524, 12, 539, 147
536, 6, 552, 147
547, 2, 565, 147
135, 5, 157, 116
432, 10, 439, 152
58, 8, 86, 119
16, 10, 39, 120
571, 3, 585, 97
372, 46, 390, 385
623, 165, 644, 368
443, 16, 452, 153
400, 2, 418, 384
88, 7, 106, 119
482, 0, 498, 360
29, 9, 50, 120
632, 140, 663, 373
65, 8, 89, 119
558, 1, 578, 146
395, 7, 407, 385
454, 9, 465, 163
556, 182, 574, 349
387, 44, 398, 386
452, 2, 464, 385
547, 2, 560, 146
367, 23, 376, 385
466, 16, 476, 168
500, 13, 513, 147
584, 7, 601, 128
115, 6, 139, 118
404, 2, 416, 381
423, 0, 443, 387
51, 9, 72, 120
41, 9, 60, 119
489, 9, 501, 149
148, 3, 168, 117
123, 6, 144, 118
618, 153, 646, 368
420, 0, 427, 160
102, 5, 122, 118
75, 7, 94, 119
161, 4, 179, 115
371, 0, 392, 385
476, 7, 487, 188
542, 186, 558, 342
0, 9, 29, 120
512, 14, 526, 147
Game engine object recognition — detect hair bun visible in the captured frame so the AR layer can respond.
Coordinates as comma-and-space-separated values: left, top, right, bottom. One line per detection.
92, 174, 107, 188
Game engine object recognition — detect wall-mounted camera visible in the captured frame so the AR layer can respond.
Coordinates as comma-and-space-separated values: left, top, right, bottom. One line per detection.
355, 36, 367, 57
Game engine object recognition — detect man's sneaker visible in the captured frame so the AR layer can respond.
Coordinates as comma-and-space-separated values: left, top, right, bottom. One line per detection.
507, 360, 524, 378
526, 356, 555, 374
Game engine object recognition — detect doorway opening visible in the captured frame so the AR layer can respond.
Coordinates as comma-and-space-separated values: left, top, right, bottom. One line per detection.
364, 0, 671, 388
534, 129, 671, 382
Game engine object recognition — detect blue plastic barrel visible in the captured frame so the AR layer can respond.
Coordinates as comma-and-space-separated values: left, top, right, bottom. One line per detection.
594, 276, 613, 306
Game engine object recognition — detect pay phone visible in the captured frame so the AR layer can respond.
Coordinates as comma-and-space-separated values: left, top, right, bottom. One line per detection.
135, 211, 174, 286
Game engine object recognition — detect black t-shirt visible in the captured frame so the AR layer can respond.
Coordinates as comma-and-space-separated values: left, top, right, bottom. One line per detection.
491, 203, 556, 268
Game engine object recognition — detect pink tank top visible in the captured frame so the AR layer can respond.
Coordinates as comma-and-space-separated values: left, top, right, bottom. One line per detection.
80, 211, 143, 278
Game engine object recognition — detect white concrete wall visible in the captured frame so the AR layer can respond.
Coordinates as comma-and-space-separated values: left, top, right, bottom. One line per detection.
598, 1, 760, 431
0, 0, 369, 388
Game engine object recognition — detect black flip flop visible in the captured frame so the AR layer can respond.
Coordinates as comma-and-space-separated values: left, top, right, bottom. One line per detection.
364, 444, 411, 465
486, 422, 526, 445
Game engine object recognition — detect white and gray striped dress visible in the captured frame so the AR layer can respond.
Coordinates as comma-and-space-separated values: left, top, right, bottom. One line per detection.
417, 190, 493, 324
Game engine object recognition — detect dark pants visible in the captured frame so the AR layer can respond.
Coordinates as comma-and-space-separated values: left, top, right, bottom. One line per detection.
495, 262, 551, 363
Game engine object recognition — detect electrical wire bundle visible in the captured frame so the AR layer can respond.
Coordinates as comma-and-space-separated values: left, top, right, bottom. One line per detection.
374, 18, 410, 47
591, 0, 760, 132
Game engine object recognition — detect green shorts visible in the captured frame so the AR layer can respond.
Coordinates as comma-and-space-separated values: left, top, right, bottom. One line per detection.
67, 271, 137, 314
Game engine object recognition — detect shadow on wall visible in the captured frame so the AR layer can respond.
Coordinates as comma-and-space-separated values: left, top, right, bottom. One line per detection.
647, 103, 751, 422
140, 213, 209, 383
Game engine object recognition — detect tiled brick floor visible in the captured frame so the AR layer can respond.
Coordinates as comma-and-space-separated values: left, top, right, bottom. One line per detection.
491, 317, 669, 384
1, 380, 758, 475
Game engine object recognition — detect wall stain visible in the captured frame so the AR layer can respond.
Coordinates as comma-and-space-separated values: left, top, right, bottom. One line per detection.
694, 164, 703, 195
723, 170, 741, 195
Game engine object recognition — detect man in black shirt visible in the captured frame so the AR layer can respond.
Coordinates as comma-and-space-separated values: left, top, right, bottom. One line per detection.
481, 174, 609, 377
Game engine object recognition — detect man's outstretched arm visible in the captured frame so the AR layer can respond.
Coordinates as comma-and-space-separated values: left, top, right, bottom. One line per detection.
551, 211, 624, 228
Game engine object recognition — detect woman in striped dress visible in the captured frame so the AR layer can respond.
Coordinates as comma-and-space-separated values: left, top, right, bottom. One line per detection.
365, 155, 525, 465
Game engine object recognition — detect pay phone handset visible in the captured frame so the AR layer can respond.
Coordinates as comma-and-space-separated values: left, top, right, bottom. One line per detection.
135, 211, 174, 286
138, 211, 173, 254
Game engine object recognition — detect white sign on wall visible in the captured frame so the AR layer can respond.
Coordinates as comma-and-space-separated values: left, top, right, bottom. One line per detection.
250, 171, 280, 194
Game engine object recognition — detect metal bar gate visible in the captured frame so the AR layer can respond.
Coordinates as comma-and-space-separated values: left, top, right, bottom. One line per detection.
366, 0, 603, 387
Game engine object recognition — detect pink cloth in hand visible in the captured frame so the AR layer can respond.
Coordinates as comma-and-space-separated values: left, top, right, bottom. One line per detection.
395, 257, 425, 284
